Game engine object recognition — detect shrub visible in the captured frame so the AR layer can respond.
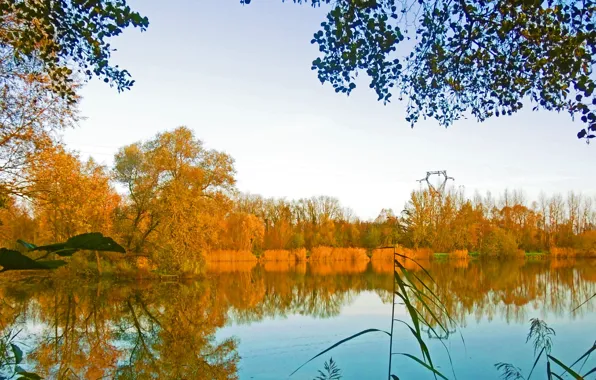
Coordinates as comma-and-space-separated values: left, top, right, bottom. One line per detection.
479, 228, 522, 257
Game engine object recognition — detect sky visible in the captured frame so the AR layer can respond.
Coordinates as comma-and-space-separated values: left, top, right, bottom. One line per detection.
64, 0, 595, 220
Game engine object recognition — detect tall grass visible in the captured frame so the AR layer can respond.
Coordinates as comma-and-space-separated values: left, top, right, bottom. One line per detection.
371, 246, 433, 262
205, 250, 257, 262
310, 247, 368, 262
294, 248, 307, 262
260, 249, 293, 262
449, 249, 469, 259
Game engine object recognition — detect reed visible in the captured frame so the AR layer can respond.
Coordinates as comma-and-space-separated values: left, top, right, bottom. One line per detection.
309, 247, 369, 262
449, 249, 469, 259
205, 250, 257, 262
549, 247, 578, 258
371, 248, 394, 262
394, 245, 433, 260
293, 248, 307, 262
260, 249, 293, 262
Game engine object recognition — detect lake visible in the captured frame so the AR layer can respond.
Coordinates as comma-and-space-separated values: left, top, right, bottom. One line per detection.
0, 259, 594, 379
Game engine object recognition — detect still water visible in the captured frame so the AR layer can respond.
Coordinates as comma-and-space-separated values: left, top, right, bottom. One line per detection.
0, 259, 594, 379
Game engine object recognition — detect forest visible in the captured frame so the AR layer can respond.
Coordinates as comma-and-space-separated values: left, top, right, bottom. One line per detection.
1, 125, 595, 276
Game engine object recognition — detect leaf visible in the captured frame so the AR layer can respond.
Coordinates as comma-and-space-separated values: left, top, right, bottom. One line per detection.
31, 242, 68, 253
289, 329, 390, 377
583, 367, 596, 377
16, 372, 42, 380
65, 233, 126, 253
394, 353, 449, 380
16, 366, 42, 379
577, 129, 587, 139
527, 346, 544, 378
547, 355, 583, 379
0, 249, 52, 270
16, 239, 36, 250
11, 343, 23, 364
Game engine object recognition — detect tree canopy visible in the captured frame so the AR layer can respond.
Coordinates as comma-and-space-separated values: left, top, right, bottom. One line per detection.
0, 0, 148, 99
243, 0, 596, 141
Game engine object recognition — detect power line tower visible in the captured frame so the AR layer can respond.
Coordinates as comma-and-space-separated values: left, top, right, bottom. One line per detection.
417, 170, 454, 196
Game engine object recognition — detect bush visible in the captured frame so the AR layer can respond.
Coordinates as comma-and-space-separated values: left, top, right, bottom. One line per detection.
479, 228, 522, 258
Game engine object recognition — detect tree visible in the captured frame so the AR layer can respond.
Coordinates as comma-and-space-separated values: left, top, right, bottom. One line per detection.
0, 48, 78, 199
243, 0, 596, 141
0, 0, 148, 99
113, 127, 236, 273
27, 146, 120, 243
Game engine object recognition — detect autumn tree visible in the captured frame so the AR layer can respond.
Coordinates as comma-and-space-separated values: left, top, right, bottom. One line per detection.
113, 127, 236, 273
27, 145, 120, 243
0, 49, 78, 200
244, 0, 596, 141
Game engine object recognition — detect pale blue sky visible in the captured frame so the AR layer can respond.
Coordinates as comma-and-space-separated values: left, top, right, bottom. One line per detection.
64, 0, 594, 219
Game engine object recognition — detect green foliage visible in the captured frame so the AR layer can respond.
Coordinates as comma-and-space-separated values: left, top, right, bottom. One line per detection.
495, 319, 595, 380
494, 363, 525, 380
245, 0, 596, 140
0, 248, 52, 270
314, 358, 342, 380
32, 232, 126, 256
527, 318, 555, 357
0, 0, 149, 99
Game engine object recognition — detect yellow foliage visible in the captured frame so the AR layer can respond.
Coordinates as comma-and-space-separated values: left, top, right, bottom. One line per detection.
450, 249, 470, 259
396, 245, 433, 260
309, 247, 368, 262
293, 248, 307, 262
28, 146, 120, 244
550, 247, 578, 258
260, 250, 293, 262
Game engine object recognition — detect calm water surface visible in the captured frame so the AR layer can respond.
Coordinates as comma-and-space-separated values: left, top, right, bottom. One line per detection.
0, 259, 594, 379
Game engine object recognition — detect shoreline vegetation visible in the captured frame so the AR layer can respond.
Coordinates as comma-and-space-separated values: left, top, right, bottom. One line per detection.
2, 128, 596, 278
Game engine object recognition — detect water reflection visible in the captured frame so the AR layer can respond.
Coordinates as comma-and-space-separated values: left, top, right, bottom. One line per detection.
0, 259, 594, 379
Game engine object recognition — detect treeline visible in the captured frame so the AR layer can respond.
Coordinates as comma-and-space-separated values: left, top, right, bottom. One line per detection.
227, 188, 596, 258
1, 126, 596, 275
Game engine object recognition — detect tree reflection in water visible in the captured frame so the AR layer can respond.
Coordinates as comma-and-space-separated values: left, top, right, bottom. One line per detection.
0, 259, 594, 379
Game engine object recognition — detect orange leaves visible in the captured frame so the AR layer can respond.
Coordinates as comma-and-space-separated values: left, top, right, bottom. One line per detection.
310, 247, 368, 262
27, 145, 119, 244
